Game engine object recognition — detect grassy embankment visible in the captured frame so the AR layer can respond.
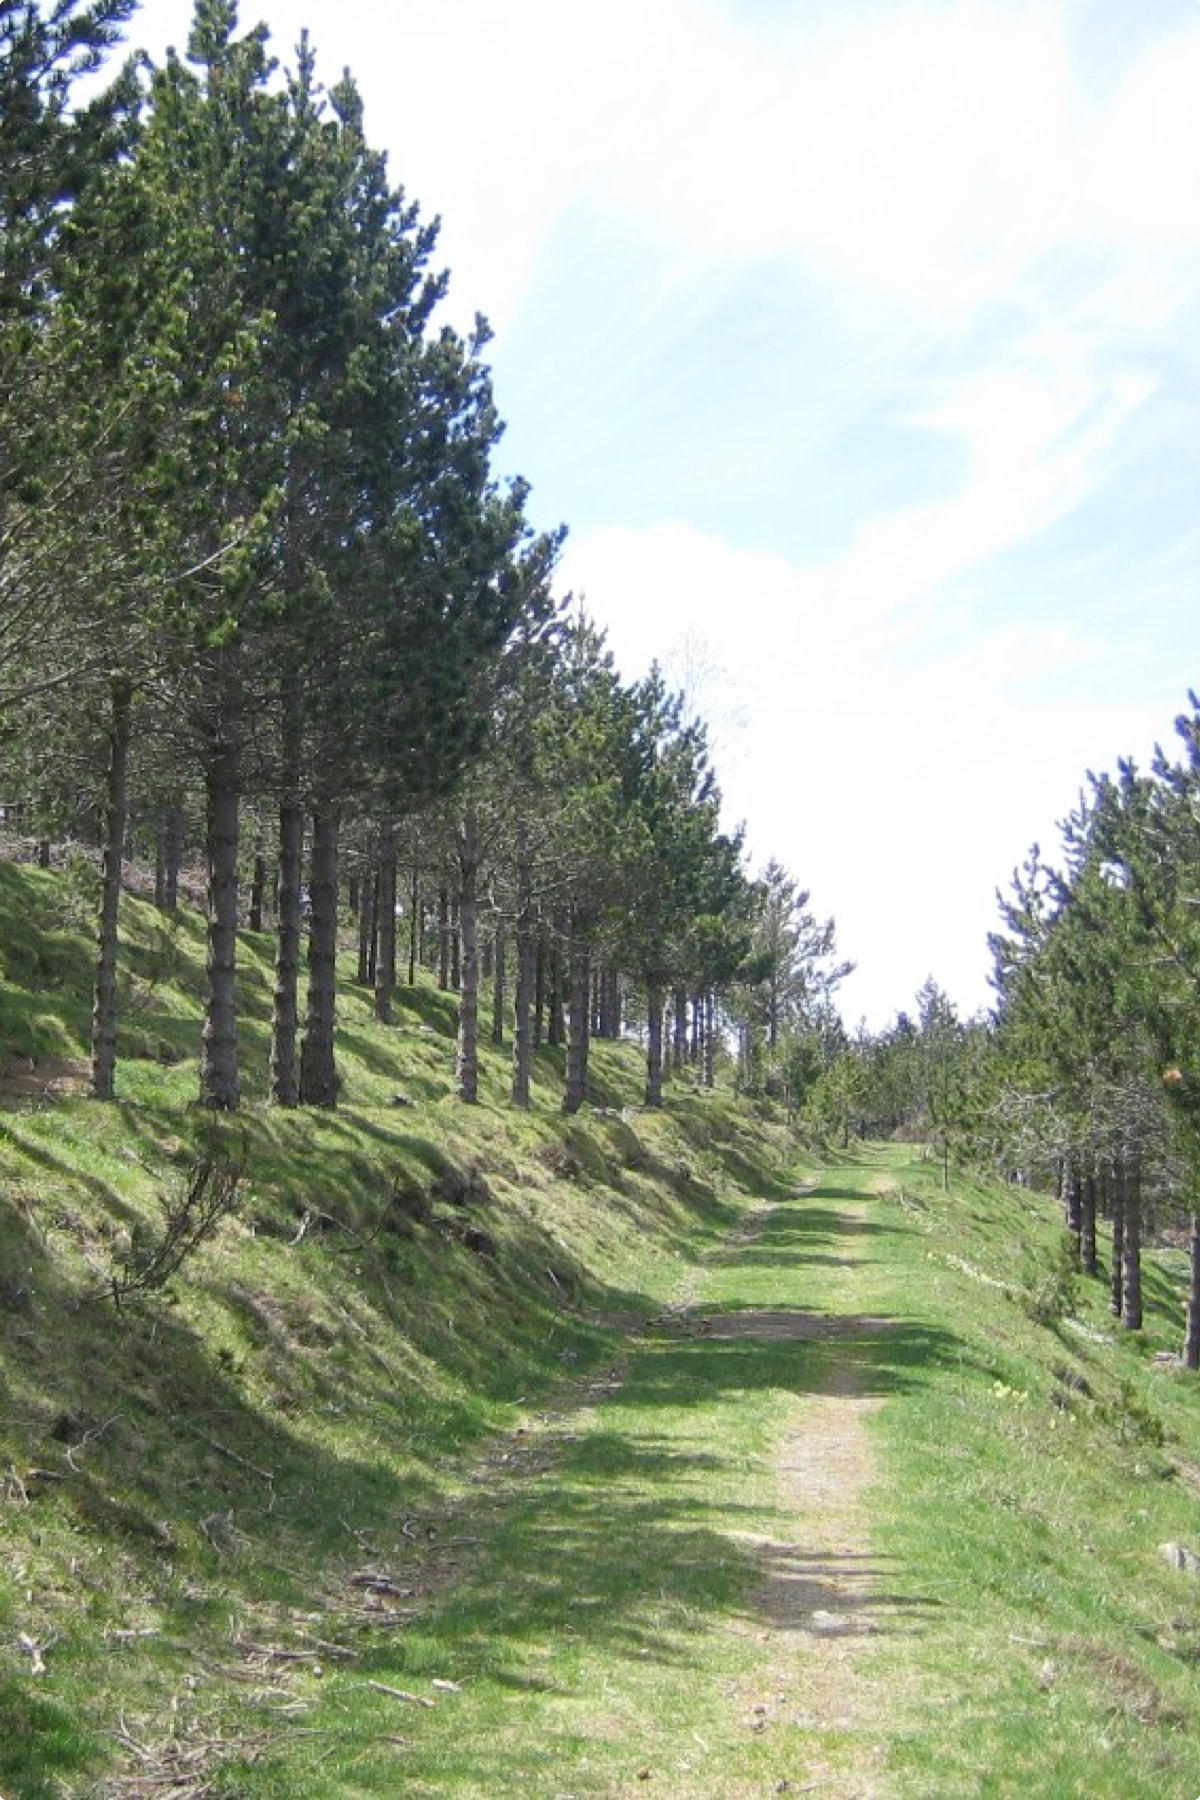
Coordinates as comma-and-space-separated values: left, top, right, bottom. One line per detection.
0, 857, 794, 1795
3, 857, 1200, 1796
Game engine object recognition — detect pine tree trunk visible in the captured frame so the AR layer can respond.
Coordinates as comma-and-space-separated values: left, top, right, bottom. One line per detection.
154, 810, 168, 909
200, 738, 241, 1112
450, 897, 461, 991
1064, 1161, 1082, 1263
606, 969, 619, 1037
562, 923, 591, 1114
437, 887, 451, 989
645, 980, 666, 1108
1184, 1212, 1200, 1371
156, 802, 184, 911
269, 783, 304, 1108
672, 988, 687, 1073
548, 916, 565, 1047
703, 990, 716, 1087
299, 806, 340, 1107
164, 803, 183, 911
249, 846, 266, 933
90, 677, 133, 1102
511, 885, 536, 1109
1109, 1157, 1125, 1319
1080, 1163, 1098, 1277
1121, 1145, 1143, 1332
408, 860, 421, 986
534, 925, 547, 1046
454, 816, 480, 1103
374, 823, 397, 1023
491, 919, 505, 1047
356, 850, 376, 987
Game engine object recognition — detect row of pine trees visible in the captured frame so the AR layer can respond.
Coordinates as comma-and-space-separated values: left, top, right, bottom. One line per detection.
0, 1, 850, 1116
5, 2, 1199, 1361
807, 703, 1200, 1368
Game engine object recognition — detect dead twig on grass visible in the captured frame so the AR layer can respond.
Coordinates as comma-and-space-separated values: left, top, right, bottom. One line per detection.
366, 1679, 436, 1707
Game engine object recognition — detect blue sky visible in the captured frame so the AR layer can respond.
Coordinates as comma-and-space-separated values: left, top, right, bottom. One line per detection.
131, 0, 1200, 1027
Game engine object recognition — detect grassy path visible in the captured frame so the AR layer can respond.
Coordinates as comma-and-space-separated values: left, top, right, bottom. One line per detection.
94, 1144, 1200, 1795
217, 1157, 913, 1797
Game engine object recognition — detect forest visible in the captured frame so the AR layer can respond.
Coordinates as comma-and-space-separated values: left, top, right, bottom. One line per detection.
2, 1, 859, 1114
5, 0, 1200, 1357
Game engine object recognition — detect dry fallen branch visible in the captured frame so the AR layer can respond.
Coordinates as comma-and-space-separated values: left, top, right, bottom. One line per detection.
349, 1568, 412, 1597
366, 1679, 436, 1708
184, 1423, 275, 1487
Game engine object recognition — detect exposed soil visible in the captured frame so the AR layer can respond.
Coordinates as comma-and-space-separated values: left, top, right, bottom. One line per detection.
0, 1053, 90, 1099
724, 1200, 892, 1797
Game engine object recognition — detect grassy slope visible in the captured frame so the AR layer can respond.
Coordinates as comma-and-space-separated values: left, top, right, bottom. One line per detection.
856, 1145, 1200, 1799
0, 861, 793, 1795
3, 862, 1200, 1796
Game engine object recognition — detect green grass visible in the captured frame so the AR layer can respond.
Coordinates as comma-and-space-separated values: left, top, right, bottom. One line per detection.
4, 863, 1200, 1795
0, 860, 793, 1794
849, 1145, 1200, 1799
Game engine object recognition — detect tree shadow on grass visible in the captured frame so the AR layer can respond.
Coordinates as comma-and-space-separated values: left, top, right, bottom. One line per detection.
331, 1373, 943, 1794
705, 1204, 905, 1271
618, 1316, 987, 1407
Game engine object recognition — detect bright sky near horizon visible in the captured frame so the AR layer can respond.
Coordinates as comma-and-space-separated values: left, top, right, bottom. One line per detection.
128, 0, 1200, 1029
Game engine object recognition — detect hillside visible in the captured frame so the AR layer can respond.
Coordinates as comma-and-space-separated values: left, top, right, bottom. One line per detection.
3, 861, 1200, 1797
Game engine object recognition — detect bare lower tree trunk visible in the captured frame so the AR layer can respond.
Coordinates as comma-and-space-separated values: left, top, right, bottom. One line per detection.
249, 844, 266, 933
454, 815, 480, 1103
1109, 1157, 1125, 1319
269, 744, 304, 1107
491, 919, 505, 1047
200, 739, 241, 1111
437, 886, 451, 989
408, 859, 421, 986
164, 803, 183, 910
1080, 1163, 1098, 1277
356, 850, 376, 986
644, 979, 666, 1108
548, 915, 565, 1047
91, 677, 133, 1102
299, 805, 340, 1107
534, 925, 547, 1046
703, 990, 716, 1088
154, 810, 168, 909
511, 884, 536, 1109
1121, 1145, 1143, 1332
671, 988, 687, 1073
374, 823, 397, 1023
1064, 1161, 1082, 1263
562, 923, 591, 1114
156, 802, 184, 911
1185, 1211, 1200, 1371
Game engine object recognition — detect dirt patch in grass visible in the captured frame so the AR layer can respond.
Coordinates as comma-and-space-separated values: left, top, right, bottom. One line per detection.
704, 1309, 894, 1342
0, 1055, 90, 1099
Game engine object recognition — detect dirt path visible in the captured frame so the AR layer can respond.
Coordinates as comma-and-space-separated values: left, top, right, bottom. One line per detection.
716, 1199, 891, 1798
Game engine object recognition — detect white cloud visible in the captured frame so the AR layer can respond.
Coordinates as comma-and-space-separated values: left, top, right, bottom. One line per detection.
561, 511, 1171, 1027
